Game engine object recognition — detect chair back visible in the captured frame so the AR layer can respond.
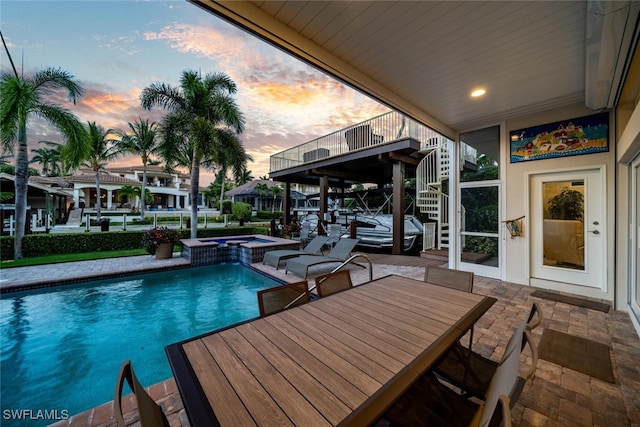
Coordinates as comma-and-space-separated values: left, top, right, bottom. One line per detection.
424, 265, 474, 292
326, 238, 360, 261
114, 360, 169, 427
302, 235, 329, 254
315, 270, 353, 297
475, 324, 530, 427
257, 281, 310, 317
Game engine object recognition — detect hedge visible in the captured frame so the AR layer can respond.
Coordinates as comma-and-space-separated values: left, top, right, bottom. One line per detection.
0, 226, 269, 260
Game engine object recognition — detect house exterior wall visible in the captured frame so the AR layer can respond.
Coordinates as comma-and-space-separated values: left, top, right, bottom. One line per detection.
503, 103, 616, 302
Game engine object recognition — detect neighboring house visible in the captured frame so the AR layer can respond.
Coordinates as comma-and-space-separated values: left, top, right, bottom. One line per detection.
67, 166, 205, 210
225, 180, 306, 211
0, 172, 73, 232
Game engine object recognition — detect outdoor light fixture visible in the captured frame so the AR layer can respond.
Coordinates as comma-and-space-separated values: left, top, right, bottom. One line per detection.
471, 88, 486, 97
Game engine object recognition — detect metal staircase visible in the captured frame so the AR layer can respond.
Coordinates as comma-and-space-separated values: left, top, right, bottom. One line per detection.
416, 137, 450, 249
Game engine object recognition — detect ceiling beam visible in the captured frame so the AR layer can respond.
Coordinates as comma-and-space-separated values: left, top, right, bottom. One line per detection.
309, 168, 377, 183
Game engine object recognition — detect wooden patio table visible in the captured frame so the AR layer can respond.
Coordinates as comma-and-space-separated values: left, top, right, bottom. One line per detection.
166, 274, 496, 426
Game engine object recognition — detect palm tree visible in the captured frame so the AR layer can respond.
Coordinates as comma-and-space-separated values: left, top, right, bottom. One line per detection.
82, 122, 121, 219
255, 182, 270, 212
270, 184, 284, 214
30, 141, 62, 176
214, 129, 252, 210
0, 63, 86, 259
141, 70, 245, 239
235, 166, 254, 186
117, 184, 151, 211
118, 118, 159, 219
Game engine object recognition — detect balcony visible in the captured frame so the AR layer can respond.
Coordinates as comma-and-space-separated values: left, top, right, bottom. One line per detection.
269, 111, 446, 174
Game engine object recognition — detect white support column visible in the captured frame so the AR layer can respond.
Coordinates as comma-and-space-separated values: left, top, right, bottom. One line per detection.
107, 189, 113, 209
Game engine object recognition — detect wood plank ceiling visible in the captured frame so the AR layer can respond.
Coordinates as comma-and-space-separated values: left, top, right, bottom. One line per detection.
196, 0, 600, 135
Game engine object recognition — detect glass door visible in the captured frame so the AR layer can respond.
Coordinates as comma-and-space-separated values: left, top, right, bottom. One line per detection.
530, 168, 605, 289
458, 126, 501, 279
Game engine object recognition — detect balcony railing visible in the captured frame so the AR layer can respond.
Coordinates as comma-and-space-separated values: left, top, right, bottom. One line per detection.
269, 111, 446, 173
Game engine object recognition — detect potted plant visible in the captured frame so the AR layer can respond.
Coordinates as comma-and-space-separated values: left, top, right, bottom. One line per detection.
548, 187, 584, 220
283, 222, 301, 239
142, 226, 181, 259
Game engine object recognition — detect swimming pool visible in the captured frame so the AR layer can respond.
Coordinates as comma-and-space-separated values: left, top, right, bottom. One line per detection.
0, 264, 281, 426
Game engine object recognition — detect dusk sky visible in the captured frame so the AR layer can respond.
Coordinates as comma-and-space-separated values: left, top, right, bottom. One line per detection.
1, 0, 388, 184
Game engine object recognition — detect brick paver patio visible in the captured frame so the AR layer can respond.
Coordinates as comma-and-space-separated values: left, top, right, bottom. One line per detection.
7, 254, 637, 426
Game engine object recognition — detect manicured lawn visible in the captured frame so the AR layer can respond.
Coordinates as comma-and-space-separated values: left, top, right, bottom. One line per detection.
0, 249, 148, 269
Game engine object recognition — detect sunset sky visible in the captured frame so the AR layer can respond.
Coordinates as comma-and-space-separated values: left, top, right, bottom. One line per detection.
1, 0, 388, 184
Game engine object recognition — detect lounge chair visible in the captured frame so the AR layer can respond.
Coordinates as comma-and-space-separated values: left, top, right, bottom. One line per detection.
263, 235, 329, 269
286, 238, 360, 278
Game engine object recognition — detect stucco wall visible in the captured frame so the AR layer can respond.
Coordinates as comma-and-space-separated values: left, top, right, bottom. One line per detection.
503, 103, 615, 301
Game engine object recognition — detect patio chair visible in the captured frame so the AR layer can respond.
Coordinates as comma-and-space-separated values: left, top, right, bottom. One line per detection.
263, 235, 329, 269
114, 360, 169, 427
380, 321, 535, 427
315, 269, 353, 297
425, 265, 475, 347
433, 303, 542, 401
257, 281, 310, 317
285, 238, 360, 278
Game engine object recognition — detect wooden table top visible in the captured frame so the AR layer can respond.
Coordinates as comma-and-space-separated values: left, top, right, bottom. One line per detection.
166, 274, 496, 427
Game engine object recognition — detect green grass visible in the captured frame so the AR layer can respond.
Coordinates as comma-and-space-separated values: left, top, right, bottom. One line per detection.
0, 249, 148, 269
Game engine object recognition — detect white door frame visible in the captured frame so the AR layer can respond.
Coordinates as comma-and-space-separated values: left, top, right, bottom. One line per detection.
630, 156, 640, 324
527, 165, 607, 297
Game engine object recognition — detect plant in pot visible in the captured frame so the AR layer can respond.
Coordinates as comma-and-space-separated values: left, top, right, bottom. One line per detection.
548, 187, 584, 220
142, 226, 181, 259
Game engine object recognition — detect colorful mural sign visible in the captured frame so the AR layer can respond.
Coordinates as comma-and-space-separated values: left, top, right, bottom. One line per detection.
510, 112, 609, 163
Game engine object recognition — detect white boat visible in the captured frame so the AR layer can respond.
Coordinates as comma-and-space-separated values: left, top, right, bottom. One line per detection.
296, 209, 424, 252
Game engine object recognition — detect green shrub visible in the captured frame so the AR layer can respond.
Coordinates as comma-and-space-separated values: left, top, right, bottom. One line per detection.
256, 210, 283, 219
222, 201, 232, 214
231, 202, 252, 221
0, 226, 268, 260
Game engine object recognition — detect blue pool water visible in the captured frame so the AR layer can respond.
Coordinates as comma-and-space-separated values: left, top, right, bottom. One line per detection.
0, 264, 280, 425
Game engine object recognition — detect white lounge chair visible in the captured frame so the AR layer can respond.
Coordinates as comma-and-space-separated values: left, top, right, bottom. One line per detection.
285, 238, 359, 278
262, 235, 329, 269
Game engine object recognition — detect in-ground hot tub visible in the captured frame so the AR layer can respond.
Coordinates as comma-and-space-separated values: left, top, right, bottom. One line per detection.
181, 234, 301, 266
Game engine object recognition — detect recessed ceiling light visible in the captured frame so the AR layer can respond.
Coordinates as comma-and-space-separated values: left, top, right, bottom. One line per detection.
471, 88, 486, 97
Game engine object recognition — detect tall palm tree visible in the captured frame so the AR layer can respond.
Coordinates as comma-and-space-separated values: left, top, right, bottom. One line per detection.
214, 129, 252, 209
118, 118, 159, 219
141, 70, 245, 239
82, 122, 121, 219
30, 141, 62, 176
255, 182, 270, 212
235, 166, 254, 186
270, 184, 284, 214
0, 64, 86, 259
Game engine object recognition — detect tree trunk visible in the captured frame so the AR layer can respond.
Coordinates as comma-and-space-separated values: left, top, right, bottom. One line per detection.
219, 168, 226, 214
190, 158, 200, 239
141, 164, 147, 220
95, 171, 102, 220
13, 123, 29, 259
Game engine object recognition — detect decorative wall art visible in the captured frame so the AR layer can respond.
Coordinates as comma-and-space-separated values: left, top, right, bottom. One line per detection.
510, 112, 609, 163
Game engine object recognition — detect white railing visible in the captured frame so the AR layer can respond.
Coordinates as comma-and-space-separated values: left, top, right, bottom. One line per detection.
269, 111, 444, 173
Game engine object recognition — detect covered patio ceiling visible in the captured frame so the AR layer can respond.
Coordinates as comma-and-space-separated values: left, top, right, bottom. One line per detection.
190, 1, 639, 139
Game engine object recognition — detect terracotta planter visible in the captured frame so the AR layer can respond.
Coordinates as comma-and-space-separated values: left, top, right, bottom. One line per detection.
155, 243, 174, 259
